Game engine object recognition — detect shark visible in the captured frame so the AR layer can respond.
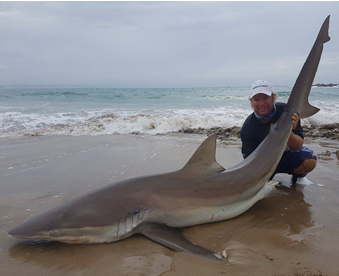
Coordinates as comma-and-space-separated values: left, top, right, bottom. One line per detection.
9, 16, 330, 261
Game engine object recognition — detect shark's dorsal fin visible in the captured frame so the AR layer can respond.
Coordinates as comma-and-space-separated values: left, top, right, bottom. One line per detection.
182, 134, 225, 174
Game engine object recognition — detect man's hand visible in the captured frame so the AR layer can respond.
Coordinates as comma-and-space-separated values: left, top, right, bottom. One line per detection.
292, 112, 300, 130
288, 111, 303, 151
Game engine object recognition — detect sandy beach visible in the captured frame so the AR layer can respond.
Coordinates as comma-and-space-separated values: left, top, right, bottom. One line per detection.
1, 134, 339, 276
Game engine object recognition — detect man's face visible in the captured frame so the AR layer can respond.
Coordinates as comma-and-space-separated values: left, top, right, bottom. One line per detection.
250, 93, 274, 117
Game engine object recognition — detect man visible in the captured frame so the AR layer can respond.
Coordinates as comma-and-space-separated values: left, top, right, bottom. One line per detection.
240, 80, 317, 184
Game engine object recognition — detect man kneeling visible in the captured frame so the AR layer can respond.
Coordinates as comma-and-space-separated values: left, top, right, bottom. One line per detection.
240, 80, 317, 184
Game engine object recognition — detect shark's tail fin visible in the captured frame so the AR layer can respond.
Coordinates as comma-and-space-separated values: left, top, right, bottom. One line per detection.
299, 15, 330, 119
316, 15, 330, 44
287, 15, 330, 119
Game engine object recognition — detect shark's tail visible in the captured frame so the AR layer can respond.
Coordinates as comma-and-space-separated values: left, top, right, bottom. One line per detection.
287, 15, 330, 119
316, 15, 331, 44
301, 15, 330, 118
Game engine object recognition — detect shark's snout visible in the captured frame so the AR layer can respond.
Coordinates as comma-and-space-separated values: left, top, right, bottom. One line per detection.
8, 212, 58, 239
9, 222, 40, 238
9, 222, 28, 236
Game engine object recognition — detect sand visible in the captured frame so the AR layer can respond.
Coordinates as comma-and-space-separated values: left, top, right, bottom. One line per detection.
1, 134, 339, 276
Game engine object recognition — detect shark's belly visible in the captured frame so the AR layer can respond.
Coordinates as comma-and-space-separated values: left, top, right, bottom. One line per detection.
163, 183, 273, 228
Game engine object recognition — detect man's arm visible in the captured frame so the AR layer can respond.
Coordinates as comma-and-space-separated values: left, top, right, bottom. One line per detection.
241, 129, 258, 159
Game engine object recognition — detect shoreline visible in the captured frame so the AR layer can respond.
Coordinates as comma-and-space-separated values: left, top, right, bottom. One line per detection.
1, 134, 339, 275
3, 121, 337, 141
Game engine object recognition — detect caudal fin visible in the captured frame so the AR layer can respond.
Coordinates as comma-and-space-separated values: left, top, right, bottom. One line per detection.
316, 15, 330, 44
287, 15, 330, 119
300, 15, 330, 119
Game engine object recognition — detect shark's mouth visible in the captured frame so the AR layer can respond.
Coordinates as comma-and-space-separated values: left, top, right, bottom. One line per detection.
10, 233, 90, 243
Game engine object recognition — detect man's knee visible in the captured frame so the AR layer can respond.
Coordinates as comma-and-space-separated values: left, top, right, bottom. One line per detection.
293, 159, 317, 175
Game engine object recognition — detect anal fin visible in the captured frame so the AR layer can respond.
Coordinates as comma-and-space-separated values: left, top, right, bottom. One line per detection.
138, 224, 224, 261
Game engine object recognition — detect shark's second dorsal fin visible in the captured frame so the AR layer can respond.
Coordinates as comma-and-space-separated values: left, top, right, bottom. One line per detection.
182, 134, 225, 174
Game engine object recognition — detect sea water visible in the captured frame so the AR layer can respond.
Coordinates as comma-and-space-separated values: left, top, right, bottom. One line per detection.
0, 86, 338, 138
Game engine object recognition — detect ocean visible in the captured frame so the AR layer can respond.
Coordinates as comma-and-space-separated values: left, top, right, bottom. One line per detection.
0, 86, 338, 138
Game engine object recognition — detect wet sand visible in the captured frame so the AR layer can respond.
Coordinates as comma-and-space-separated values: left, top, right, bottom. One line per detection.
1, 134, 339, 276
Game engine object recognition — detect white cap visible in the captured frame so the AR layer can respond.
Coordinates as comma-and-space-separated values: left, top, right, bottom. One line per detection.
249, 80, 273, 99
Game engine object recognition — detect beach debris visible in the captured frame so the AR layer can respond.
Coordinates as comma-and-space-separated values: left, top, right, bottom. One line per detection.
317, 150, 334, 160
180, 123, 339, 143
303, 123, 339, 141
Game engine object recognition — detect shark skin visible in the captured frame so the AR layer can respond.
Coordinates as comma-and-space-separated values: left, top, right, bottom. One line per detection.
9, 16, 330, 261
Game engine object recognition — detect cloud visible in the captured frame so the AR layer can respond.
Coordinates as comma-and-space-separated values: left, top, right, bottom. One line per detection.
0, 2, 338, 87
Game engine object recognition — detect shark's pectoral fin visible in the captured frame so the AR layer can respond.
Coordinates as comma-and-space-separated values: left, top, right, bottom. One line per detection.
182, 134, 225, 174
138, 224, 224, 261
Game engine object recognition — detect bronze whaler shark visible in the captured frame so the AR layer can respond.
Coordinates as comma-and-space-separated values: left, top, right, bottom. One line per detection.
9, 16, 330, 260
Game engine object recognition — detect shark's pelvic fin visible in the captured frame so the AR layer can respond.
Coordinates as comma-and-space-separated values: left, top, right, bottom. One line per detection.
138, 223, 224, 261
182, 134, 225, 174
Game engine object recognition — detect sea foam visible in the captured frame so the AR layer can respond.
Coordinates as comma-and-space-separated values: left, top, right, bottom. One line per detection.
1, 86, 338, 138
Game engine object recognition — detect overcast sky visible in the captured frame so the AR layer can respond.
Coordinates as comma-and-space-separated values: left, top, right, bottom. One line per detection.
0, 2, 338, 88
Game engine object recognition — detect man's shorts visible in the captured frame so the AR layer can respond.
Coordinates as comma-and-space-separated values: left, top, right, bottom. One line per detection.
273, 146, 317, 176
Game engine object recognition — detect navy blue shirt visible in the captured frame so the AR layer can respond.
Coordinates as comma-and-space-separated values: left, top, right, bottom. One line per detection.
241, 103, 304, 159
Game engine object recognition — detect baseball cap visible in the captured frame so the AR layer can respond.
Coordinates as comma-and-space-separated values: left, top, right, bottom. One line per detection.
249, 80, 273, 99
